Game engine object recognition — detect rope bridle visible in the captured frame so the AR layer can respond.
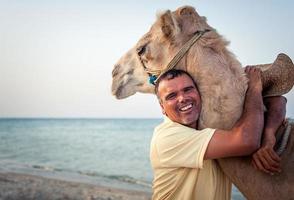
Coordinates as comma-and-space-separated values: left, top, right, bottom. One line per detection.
140, 29, 210, 85
276, 118, 292, 155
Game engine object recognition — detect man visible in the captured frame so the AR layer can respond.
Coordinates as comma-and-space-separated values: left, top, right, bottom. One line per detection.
150, 68, 286, 200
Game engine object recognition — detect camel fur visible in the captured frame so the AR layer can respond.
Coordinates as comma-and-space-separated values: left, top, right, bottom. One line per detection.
111, 6, 294, 199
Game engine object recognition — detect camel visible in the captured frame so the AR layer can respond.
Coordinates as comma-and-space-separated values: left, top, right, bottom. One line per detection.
111, 6, 294, 200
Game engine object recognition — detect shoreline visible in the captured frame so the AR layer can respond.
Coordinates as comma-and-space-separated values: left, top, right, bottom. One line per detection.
0, 172, 151, 200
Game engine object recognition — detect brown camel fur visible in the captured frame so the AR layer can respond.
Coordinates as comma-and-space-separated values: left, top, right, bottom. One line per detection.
111, 6, 294, 200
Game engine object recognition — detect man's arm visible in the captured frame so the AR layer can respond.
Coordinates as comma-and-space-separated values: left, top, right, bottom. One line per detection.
204, 66, 264, 159
252, 96, 287, 174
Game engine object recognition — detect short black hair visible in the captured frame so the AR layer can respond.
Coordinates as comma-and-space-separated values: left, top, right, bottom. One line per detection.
154, 69, 197, 96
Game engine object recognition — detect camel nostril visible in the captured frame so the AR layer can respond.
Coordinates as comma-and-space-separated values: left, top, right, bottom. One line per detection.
112, 64, 121, 77
126, 69, 134, 75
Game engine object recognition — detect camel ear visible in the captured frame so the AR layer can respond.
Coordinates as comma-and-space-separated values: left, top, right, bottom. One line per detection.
176, 6, 207, 35
177, 6, 200, 18
160, 10, 178, 37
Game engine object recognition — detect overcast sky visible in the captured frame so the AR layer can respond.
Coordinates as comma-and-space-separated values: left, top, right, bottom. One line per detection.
0, 0, 293, 118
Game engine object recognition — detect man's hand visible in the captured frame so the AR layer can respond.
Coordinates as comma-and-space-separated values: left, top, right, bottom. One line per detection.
252, 135, 281, 174
245, 66, 262, 92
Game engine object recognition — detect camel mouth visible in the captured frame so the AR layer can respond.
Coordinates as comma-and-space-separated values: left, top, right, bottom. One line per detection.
112, 80, 136, 99
113, 89, 136, 100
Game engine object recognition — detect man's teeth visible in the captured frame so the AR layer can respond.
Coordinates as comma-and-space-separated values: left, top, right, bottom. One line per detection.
180, 104, 192, 111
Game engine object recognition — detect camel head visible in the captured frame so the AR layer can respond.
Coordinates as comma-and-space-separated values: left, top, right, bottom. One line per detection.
111, 6, 212, 99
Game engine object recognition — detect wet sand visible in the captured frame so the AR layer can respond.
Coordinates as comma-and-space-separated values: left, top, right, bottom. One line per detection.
0, 172, 151, 200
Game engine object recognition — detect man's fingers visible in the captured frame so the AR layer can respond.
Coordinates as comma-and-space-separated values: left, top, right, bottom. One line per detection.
256, 149, 281, 173
260, 147, 281, 168
245, 65, 254, 73
253, 154, 271, 174
263, 150, 280, 168
256, 152, 272, 171
269, 149, 281, 162
245, 66, 250, 73
268, 150, 282, 172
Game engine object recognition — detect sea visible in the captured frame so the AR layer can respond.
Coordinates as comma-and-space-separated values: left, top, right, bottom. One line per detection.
0, 118, 245, 199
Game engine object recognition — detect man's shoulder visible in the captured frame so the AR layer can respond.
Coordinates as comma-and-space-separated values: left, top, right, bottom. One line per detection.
154, 117, 171, 132
154, 117, 184, 135
154, 116, 215, 134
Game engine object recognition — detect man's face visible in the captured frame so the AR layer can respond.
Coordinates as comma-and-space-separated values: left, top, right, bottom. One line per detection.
157, 74, 201, 128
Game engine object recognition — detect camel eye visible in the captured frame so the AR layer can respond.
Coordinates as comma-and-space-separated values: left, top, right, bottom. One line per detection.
136, 45, 146, 56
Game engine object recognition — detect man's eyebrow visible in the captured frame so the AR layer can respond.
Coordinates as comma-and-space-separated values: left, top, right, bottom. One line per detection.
183, 85, 195, 90
165, 91, 176, 100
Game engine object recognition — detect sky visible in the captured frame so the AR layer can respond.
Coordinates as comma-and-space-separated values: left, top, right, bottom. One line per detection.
0, 0, 293, 118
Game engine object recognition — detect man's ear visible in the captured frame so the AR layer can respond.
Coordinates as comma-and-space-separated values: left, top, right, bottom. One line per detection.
159, 101, 166, 115
160, 10, 179, 38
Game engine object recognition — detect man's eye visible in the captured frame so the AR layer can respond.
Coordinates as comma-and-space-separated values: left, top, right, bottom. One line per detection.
166, 93, 176, 100
136, 45, 146, 56
184, 87, 194, 93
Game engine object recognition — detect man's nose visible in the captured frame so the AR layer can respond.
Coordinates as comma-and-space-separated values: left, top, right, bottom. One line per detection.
177, 93, 185, 102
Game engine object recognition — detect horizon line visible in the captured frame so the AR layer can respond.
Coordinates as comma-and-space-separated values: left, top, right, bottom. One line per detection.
0, 117, 162, 120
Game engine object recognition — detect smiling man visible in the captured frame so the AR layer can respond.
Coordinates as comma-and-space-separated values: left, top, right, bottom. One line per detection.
150, 68, 265, 200
155, 71, 202, 129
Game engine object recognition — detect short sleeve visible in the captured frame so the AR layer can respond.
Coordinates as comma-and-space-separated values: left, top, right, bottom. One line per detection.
155, 122, 215, 169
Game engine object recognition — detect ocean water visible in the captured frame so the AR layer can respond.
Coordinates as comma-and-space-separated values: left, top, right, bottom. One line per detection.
0, 118, 244, 199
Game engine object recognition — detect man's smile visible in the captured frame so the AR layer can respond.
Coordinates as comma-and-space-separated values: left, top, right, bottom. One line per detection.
179, 103, 193, 112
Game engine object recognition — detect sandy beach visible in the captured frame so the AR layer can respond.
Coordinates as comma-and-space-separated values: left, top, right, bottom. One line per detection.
0, 172, 151, 200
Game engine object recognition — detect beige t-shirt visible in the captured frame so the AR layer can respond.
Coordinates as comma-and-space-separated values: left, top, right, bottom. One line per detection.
150, 117, 231, 200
